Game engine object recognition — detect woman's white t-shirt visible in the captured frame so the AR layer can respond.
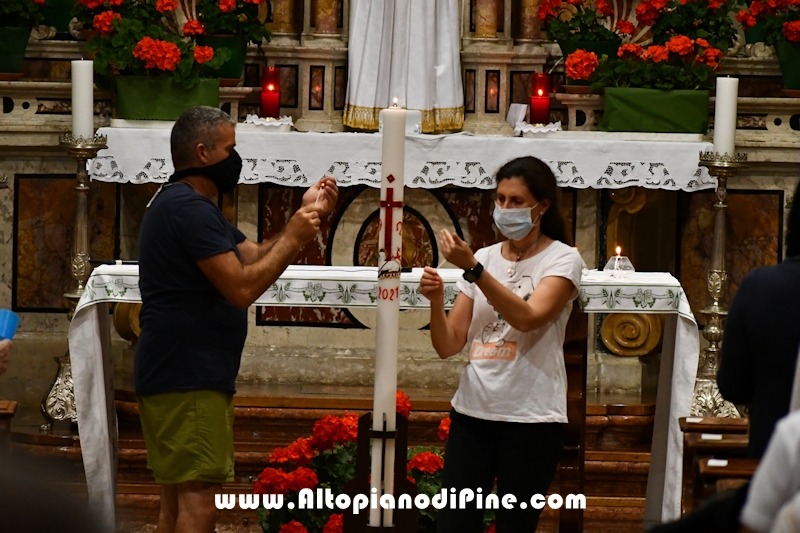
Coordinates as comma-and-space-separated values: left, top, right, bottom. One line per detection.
451, 240, 583, 424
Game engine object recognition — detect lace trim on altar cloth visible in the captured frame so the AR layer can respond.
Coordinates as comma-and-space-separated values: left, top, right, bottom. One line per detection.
90, 155, 715, 190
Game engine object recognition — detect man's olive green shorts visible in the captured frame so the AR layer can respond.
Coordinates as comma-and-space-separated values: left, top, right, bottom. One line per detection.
137, 389, 235, 485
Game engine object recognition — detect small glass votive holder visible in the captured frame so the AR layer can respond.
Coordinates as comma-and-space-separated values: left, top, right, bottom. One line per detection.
602, 256, 635, 277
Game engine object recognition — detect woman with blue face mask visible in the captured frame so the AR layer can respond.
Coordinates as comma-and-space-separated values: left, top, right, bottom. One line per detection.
419, 156, 583, 533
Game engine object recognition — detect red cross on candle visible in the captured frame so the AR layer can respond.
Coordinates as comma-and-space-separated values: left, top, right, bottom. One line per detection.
379, 183, 404, 259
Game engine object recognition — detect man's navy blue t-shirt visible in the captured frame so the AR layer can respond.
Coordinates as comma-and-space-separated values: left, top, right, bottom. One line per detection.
134, 182, 247, 397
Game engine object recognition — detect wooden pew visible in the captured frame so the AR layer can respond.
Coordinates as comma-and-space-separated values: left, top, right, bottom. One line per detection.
559, 302, 589, 533
694, 458, 759, 506
682, 432, 749, 512
0, 400, 17, 455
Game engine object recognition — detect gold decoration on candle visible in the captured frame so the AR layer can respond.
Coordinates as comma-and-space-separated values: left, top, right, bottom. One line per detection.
344, 104, 465, 133
315, 0, 339, 34
474, 0, 498, 38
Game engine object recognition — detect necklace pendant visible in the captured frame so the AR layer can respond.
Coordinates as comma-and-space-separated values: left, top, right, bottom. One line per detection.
508, 267, 515, 277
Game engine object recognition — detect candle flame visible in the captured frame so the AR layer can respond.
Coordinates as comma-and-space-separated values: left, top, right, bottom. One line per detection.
616, 246, 622, 256
392, 97, 398, 107
538, 89, 544, 96
267, 84, 275, 91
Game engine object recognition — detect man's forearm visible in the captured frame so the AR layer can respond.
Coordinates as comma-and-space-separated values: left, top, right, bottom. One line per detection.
256, 233, 282, 259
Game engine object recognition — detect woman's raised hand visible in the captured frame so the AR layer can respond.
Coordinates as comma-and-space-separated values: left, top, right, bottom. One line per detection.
419, 266, 444, 304
439, 229, 478, 271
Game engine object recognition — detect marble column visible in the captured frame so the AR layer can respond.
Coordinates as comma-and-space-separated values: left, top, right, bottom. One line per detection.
518, 0, 542, 41
272, 0, 295, 34
475, 0, 499, 38
315, 0, 339, 34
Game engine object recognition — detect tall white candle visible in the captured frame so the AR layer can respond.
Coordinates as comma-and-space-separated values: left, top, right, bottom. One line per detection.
71, 60, 94, 140
713, 77, 738, 157
369, 100, 405, 527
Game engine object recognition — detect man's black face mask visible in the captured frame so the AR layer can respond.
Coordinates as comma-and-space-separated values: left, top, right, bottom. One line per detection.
170, 149, 243, 194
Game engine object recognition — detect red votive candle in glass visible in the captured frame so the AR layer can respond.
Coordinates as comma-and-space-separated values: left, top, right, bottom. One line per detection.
261, 66, 281, 118
530, 90, 550, 125
532, 72, 550, 97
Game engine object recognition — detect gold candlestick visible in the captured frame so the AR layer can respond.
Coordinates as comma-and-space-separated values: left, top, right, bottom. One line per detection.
40, 132, 107, 432
690, 151, 747, 418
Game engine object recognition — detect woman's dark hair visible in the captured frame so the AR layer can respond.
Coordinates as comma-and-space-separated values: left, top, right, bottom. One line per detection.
495, 156, 572, 246
786, 181, 800, 258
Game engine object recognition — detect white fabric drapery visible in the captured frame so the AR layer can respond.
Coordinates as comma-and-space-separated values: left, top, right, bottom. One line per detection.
345, 0, 464, 132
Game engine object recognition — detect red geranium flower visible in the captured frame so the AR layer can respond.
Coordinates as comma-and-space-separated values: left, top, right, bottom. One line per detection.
287, 467, 319, 492
323, 513, 343, 533
707, 0, 722, 8
311, 415, 350, 451
254, 467, 291, 495
132, 37, 182, 71
736, 10, 757, 27
438, 416, 451, 441
396, 391, 412, 418
595, 0, 615, 17
618, 42, 644, 58
193, 45, 214, 64
538, 0, 562, 19
695, 37, 711, 47
643, 44, 669, 62
615, 20, 635, 35
108, 0, 123, 5
342, 413, 359, 442
407, 451, 444, 474
220, 0, 236, 12
33, 0, 46, 5
270, 437, 317, 467
635, 1, 661, 25
183, 20, 205, 36
750, 0, 766, 17
93, 10, 121, 35
156, 0, 177, 12
565, 49, 599, 80
700, 46, 724, 68
79, 0, 104, 9
666, 35, 695, 55
278, 521, 308, 533
784, 20, 800, 42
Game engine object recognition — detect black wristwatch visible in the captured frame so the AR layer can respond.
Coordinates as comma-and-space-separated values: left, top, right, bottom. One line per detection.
462, 262, 484, 283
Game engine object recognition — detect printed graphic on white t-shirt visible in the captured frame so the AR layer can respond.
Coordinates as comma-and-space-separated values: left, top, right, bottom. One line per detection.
468, 276, 535, 361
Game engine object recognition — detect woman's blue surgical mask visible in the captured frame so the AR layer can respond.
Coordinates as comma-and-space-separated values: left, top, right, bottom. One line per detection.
493, 201, 542, 240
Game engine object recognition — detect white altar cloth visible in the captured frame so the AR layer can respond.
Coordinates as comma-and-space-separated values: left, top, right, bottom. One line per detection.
89, 128, 716, 191
71, 265, 698, 530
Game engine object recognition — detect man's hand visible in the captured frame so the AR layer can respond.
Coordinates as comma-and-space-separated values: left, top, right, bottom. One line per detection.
0, 340, 12, 375
286, 204, 322, 246
301, 177, 339, 218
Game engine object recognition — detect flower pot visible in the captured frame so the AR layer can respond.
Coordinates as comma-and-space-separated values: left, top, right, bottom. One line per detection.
744, 19, 767, 44
598, 87, 710, 133
115, 76, 220, 120
196, 34, 246, 83
558, 39, 621, 61
0, 26, 32, 76
775, 40, 800, 91
42, 0, 75, 37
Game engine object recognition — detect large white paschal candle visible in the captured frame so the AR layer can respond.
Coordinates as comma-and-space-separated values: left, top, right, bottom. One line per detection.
71, 60, 94, 140
713, 77, 738, 157
370, 98, 405, 527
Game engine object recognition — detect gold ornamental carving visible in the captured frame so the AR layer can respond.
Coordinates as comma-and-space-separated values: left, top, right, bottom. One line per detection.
113, 302, 142, 341
600, 313, 663, 356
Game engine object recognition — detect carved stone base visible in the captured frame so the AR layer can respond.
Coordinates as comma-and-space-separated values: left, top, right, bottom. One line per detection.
461, 118, 514, 136
690, 378, 741, 418
40, 353, 78, 431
